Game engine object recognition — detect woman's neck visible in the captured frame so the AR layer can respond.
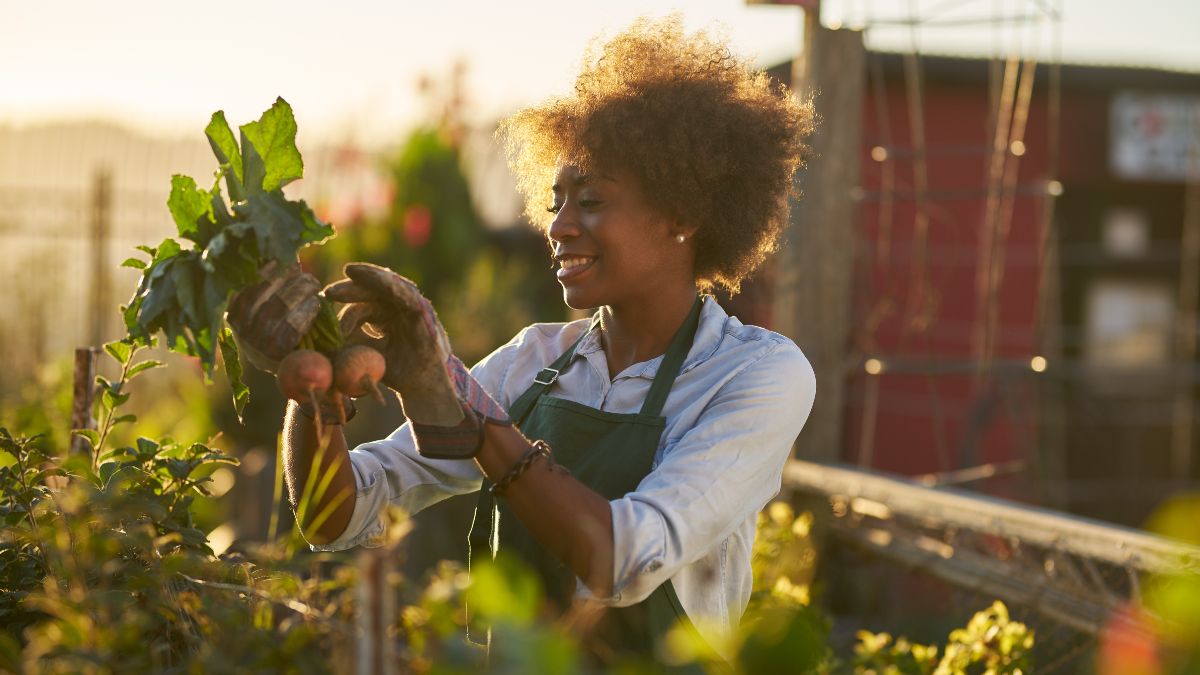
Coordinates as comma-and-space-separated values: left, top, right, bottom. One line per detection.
598, 283, 698, 379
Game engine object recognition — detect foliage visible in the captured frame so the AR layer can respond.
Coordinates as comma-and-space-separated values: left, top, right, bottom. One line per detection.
853, 631, 941, 674
2, 369, 1040, 674
753, 501, 819, 607
853, 601, 1033, 675
0, 359, 73, 460
741, 503, 1036, 675
121, 98, 334, 419
0, 341, 354, 673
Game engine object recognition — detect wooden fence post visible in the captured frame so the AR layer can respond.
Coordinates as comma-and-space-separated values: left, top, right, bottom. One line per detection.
89, 168, 113, 348
69, 347, 99, 459
774, 24, 866, 464
356, 546, 395, 675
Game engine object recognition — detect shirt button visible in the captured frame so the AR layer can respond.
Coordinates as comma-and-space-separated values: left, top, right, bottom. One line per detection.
645, 560, 662, 573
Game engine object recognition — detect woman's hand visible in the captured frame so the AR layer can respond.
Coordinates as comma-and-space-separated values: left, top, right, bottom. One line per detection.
322, 263, 463, 427
225, 263, 322, 372
322, 263, 508, 433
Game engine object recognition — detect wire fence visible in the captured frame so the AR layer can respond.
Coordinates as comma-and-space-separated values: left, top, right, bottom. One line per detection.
785, 458, 1200, 672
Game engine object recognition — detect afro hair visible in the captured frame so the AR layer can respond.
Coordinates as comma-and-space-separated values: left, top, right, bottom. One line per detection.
497, 15, 814, 293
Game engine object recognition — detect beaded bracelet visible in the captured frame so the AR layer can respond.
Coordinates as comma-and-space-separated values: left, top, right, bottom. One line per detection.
490, 440, 552, 496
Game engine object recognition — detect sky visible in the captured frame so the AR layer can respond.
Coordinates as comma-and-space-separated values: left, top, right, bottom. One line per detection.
3, 0, 1200, 144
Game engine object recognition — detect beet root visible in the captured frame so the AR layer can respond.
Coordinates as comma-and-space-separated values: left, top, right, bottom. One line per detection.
334, 345, 387, 403
277, 349, 335, 438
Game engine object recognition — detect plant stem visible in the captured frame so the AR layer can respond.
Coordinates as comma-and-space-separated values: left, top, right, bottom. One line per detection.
92, 346, 140, 473
12, 437, 44, 541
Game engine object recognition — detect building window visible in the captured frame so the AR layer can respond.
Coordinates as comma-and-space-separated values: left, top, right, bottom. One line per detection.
1083, 279, 1174, 390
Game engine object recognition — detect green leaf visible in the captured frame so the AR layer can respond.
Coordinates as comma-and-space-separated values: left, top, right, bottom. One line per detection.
239, 97, 303, 193
152, 238, 183, 265
205, 111, 245, 202
122, 297, 144, 334
209, 178, 233, 225
135, 437, 160, 459
121, 257, 147, 270
104, 339, 133, 365
0, 450, 16, 471
193, 325, 216, 374
235, 191, 311, 265
166, 458, 194, 480
112, 414, 137, 426
167, 174, 218, 246
294, 199, 335, 246
201, 222, 258, 283
241, 130, 267, 196
465, 555, 543, 625
72, 429, 101, 451
99, 461, 121, 485
170, 257, 205, 331
136, 262, 177, 329
100, 388, 131, 412
219, 327, 250, 422
127, 360, 163, 378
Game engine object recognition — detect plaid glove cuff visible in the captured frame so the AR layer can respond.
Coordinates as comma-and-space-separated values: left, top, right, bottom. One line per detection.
410, 402, 485, 460
447, 355, 510, 425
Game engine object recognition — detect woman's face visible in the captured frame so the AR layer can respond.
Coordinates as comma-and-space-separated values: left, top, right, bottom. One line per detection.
546, 164, 691, 311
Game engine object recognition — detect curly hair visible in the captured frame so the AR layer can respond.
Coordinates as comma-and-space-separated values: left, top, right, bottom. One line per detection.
496, 15, 814, 293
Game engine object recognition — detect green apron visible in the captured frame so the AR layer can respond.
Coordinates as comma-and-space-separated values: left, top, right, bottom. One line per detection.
469, 296, 706, 668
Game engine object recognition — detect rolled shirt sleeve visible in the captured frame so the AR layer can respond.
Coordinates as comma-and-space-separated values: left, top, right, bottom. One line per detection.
309, 422, 486, 551
604, 339, 816, 605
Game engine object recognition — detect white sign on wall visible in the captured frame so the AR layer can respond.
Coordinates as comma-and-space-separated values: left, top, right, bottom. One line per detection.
1110, 92, 1200, 182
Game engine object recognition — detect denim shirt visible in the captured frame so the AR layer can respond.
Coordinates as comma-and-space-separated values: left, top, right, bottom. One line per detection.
315, 299, 816, 650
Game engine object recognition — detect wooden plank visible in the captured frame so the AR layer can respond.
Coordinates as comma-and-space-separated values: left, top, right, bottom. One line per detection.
783, 459, 1200, 575
833, 523, 1128, 636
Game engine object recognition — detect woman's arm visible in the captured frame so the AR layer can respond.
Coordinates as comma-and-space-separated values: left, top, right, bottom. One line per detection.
475, 423, 616, 596
280, 402, 357, 545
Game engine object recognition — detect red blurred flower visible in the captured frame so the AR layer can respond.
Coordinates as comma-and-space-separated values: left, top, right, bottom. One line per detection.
403, 204, 432, 248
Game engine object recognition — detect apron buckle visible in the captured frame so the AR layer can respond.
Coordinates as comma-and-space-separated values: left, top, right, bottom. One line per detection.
533, 367, 560, 386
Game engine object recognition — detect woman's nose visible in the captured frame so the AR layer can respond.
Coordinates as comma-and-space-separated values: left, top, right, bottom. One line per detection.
547, 204, 580, 243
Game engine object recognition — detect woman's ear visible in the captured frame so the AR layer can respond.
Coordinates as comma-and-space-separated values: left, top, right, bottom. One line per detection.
671, 222, 699, 242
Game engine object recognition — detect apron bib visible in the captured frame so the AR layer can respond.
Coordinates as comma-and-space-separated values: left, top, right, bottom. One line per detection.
469, 296, 706, 669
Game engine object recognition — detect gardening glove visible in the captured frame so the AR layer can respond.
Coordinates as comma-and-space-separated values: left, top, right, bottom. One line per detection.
323, 263, 510, 458
226, 263, 322, 373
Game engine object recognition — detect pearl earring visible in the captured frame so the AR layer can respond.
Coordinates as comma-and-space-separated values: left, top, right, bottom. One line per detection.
675, 234, 686, 243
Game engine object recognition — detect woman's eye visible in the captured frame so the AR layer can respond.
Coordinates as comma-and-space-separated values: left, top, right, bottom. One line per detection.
579, 199, 602, 209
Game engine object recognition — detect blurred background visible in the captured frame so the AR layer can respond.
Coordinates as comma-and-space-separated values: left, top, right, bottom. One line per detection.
3, 0, 1200, 670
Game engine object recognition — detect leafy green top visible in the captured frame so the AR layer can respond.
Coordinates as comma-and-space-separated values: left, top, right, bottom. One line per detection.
122, 98, 334, 418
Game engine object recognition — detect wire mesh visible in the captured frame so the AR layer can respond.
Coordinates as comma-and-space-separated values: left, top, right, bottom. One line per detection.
786, 459, 1200, 672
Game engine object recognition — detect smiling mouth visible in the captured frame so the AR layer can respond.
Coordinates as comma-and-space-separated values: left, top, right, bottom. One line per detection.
556, 255, 596, 281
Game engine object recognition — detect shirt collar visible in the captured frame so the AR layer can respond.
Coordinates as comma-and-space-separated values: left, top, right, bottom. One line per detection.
572, 297, 729, 380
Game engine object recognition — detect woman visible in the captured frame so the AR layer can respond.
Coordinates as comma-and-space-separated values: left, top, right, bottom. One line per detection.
232, 16, 815, 664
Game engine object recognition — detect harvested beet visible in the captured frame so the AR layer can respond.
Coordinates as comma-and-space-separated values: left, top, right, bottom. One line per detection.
277, 349, 335, 435
334, 345, 386, 403
277, 350, 333, 401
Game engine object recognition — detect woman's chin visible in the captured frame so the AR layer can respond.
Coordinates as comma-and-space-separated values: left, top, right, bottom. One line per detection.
561, 286, 601, 312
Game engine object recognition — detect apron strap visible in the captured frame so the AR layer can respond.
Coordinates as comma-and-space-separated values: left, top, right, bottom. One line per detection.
507, 314, 600, 427
638, 295, 704, 417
